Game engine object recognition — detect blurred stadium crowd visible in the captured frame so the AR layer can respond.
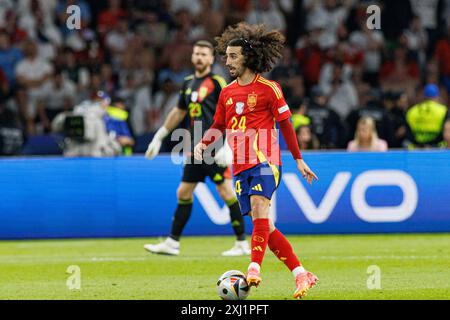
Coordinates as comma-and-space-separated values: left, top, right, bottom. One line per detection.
0, 0, 449, 157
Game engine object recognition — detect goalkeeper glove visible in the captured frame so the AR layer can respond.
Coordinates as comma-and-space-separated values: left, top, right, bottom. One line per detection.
145, 126, 169, 159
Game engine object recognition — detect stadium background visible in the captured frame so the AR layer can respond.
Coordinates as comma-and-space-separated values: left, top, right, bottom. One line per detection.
0, 0, 449, 300
0, 0, 449, 155
0, 0, 448, 236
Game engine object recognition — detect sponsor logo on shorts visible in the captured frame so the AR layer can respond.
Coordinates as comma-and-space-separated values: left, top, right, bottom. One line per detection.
251, 184, 263, 192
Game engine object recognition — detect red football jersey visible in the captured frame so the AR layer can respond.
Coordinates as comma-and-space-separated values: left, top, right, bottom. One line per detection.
213, 74, 292, 175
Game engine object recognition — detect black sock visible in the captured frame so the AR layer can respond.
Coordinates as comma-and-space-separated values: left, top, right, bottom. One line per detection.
226, 198, 246, 241
170, 199, 193, 241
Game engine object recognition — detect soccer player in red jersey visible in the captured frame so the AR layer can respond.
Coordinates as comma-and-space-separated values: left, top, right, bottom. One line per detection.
194, 23, 319, 299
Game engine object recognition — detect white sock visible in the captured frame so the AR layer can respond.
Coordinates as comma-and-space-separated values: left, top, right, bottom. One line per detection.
292, 266, 306, 278
248, 262, 261, 271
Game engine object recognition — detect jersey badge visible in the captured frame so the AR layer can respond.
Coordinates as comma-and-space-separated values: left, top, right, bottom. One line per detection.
191, 91, 198, 102
247, 93, 257, 111
198, 87, 208, 101
236, 102, 245, 114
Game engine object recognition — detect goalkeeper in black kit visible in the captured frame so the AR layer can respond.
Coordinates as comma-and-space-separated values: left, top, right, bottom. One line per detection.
143, 40, 250, 256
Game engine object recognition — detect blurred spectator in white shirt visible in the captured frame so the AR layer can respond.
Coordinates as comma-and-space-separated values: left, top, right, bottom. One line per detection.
0, 0, 13, 23
15, 40, 53, 135
402, 15, 428, 71
409, 0, 439, 30
17, 0, 61, 51
17, 0, 57, 24
409, 0, 440, 57
105, 16, 133, 70
320, 60, 358, 119
305, 0, 350, 49
246, 0, 286, 33
171, 0, 201, 16
115, 47, 154, 134
349, 21, 384, 87
36, 69, 76, 132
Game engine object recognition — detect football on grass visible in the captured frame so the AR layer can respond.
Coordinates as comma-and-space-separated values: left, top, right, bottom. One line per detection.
216, 270, 250, 300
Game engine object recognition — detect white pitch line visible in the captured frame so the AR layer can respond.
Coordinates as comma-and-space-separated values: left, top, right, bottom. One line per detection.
0, 256, 149, 264
0, 255, 448, 264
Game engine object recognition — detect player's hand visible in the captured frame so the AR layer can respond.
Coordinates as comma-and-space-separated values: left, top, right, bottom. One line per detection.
296, 159, 318, 185
145, 138, 162, 160
145, 127, 169, 160
194, 142, 207, 161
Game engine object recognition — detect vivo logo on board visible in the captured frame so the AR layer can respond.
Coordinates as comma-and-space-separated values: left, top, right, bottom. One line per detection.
195, 170, 419, 225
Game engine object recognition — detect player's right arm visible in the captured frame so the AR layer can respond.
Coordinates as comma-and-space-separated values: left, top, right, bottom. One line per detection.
145, 79, 190, 160
162, 107, 188, 133
194, 91, 227, 161
145, 107, 187, 159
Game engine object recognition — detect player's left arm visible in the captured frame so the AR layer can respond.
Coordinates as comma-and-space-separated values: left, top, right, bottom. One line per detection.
270, 82, 318, 184
278, 119, 318, 184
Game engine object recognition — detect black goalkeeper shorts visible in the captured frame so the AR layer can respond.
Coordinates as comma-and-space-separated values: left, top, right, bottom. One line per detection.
181, 158, 231, 185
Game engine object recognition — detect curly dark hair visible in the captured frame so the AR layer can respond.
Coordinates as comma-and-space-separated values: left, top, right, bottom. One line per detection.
215, 22, 285, 73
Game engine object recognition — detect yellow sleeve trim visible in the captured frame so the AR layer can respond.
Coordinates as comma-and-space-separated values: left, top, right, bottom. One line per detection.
212, 75, 227, 88
257, 78, 282, 99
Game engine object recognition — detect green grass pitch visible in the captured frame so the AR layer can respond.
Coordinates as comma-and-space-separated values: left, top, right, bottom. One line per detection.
0, 233, 449, 300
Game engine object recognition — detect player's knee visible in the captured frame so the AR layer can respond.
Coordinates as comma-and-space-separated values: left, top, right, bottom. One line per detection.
250, 197, 269, 218
216, 183, 234, 200
176, 185, 194, 201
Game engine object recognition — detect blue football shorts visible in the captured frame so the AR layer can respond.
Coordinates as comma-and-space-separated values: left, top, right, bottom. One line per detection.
233, 162, 281, 215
